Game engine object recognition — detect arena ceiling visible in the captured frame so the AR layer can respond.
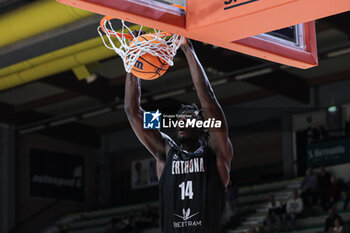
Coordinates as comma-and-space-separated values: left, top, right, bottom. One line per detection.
0, 0, 350, 147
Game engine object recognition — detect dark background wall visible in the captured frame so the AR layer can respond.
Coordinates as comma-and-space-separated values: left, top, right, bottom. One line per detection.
230, 132, 283, 184
111, 147, 159, 206
15, 133, 98, 233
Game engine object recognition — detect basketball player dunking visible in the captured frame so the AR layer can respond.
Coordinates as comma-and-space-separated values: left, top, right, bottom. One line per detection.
124, 39, 233, 233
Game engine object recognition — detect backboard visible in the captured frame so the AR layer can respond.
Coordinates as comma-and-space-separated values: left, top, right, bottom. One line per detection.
56, 0, 350, 69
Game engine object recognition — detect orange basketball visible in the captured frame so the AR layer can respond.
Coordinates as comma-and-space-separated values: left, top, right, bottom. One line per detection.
129, 34, 170, 80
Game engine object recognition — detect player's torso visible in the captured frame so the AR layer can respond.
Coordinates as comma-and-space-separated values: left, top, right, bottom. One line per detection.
159, 144, 225, 233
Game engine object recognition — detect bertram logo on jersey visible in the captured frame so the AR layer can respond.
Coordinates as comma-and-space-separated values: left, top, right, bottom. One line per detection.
173, 208, 201, 228
143, 110, 222, 129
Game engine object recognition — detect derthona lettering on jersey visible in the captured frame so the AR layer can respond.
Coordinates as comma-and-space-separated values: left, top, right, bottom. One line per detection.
172, 158, 205, 175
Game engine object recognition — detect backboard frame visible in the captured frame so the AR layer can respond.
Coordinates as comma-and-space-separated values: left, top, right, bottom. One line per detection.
56, 0, 350, 68
235, 21, 318, 69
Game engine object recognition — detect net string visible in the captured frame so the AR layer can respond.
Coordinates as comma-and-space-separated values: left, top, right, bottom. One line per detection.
98, 18, 184, 73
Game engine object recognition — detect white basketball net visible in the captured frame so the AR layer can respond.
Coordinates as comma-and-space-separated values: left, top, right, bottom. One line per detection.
98, 18, 184, 73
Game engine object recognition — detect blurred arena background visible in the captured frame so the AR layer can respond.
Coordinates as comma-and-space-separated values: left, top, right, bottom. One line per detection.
1, 0, 350, 233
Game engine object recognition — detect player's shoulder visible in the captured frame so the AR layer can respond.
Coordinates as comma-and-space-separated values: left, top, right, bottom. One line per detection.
160, 132, 177, 155
161, 133, 176, 147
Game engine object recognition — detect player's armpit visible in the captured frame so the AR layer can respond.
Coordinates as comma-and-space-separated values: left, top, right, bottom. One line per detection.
124, 108, 171, 162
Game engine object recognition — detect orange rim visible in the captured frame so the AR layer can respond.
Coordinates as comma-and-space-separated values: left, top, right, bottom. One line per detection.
100, 16, 172, 39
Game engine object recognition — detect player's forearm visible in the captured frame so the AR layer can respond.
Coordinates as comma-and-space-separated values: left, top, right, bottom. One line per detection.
182, 45, 218, 108
124, 73, 142, 115
183, 44, 230, 141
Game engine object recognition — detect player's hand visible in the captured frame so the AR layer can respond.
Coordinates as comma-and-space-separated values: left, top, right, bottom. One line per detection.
132, 29, 146, 37
182, 38, 190, 45
180, 38, 194, 51
127, 30, 146, 44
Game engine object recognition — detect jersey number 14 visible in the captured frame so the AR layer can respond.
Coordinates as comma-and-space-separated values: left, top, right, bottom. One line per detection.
179, 181, 194, 200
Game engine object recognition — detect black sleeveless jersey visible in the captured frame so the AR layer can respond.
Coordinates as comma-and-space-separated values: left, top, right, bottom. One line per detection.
159, 141, 226, 233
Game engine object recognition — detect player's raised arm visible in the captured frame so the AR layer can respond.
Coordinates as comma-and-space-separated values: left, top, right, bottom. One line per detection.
180, 40, 233, 186
124, 73, 171, 163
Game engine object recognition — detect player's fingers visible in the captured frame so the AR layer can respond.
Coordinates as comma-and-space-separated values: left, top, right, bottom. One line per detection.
132, 30, 139, 37
131, 30, 146, 37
